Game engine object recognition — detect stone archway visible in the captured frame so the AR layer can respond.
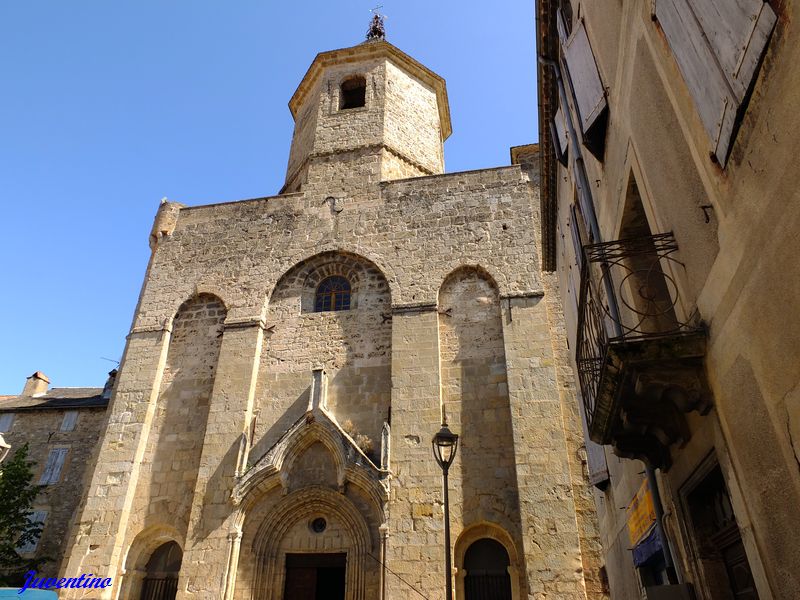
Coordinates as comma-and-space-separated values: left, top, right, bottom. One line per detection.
119, 525, 184, 600
454, 523, 524, 600
249, 486, 373, 600
140, 541, 182, 600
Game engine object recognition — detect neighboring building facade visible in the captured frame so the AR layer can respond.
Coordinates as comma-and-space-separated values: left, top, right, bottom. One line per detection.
536, 1, 800, 599
0, 371, 111, 569
9, 35, 612, 600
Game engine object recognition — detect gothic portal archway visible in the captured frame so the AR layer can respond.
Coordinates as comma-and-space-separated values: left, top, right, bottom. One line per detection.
248, 486, 374, 600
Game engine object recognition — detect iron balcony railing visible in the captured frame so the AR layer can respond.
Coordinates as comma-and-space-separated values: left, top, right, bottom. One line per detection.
576, 232, 702, 439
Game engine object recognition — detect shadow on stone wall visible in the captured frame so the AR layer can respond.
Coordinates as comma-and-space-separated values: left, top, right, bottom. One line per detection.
438, 268, 524, 555
146, 294, 226, 539
256, 251, 392, 465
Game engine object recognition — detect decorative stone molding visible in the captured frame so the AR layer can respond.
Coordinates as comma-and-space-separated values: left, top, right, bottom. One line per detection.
232, 374, 389, 509
250, 486, 373, 600
267, 250, 391, 316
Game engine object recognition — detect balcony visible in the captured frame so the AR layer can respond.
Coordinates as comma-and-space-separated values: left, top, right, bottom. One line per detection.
576, 233, 710, 469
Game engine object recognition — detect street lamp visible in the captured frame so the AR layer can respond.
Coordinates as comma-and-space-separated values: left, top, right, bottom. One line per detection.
432, 423, 459, 600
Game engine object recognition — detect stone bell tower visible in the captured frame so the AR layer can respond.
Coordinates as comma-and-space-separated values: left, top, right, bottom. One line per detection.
282, 38, 452, 197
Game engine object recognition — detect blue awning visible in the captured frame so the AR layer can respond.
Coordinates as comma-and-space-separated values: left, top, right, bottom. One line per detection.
632, 525, 663, 567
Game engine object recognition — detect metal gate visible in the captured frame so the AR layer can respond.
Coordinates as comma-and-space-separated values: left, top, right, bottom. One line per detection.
464, 573, 513, 600
140, 577, 178, 600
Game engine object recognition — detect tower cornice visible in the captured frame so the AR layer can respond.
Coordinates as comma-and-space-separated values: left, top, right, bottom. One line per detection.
288, 40, 452, 140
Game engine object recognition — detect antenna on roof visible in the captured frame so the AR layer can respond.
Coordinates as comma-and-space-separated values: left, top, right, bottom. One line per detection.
367, 6, 387, 41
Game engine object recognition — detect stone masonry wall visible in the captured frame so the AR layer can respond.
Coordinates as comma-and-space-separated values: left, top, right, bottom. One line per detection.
0, 406, 107, 573
286, 54, 444, 196
131, 166, 538, 331
252, 251, 392, 465
438, 267, 527, 594
384, 60, 443, 174
128, 294, 226, 542
541, 273, 608, 599
285, 82, 321, 190
310, 60, 386, 157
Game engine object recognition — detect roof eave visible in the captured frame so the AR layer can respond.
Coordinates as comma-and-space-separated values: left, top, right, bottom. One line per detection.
536, 0, 559, 272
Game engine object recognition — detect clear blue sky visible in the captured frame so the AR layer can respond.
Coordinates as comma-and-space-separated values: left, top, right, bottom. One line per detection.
0, 1, 538, 392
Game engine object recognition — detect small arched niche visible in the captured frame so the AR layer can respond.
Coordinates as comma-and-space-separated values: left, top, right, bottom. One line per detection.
340, 75, 366, 109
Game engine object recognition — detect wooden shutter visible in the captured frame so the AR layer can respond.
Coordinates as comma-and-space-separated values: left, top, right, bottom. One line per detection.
693, 0, 777, 103
560, 17, 607, 136
567, 270, 580, 333
655, 0, 776, 164
60, 410, 79, 431
569, 204, 585, 269
39, 448, 68, 485
0, 412, 14, 432
576, 390, 610, 487
17, 510, 47, 553
551, 106, 570, 165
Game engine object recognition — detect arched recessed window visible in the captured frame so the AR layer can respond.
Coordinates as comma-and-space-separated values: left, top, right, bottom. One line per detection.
340, 76, 366, 110
315, 276, 351, 312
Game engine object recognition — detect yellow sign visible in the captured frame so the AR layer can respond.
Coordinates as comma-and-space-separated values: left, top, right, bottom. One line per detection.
626, 478, 657, 545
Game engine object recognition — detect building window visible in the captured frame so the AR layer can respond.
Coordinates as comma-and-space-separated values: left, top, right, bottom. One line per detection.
314, 276, 351, 312
684, 464, 759, 599
60, 410, 79, 432
17, 510, 47, 554
0, 413, 14, 433
557, 13, 608, 159
39, 447, 69, 485
559, 0, 575, 35
653, 0, 777, 165
340, 76, 366, 110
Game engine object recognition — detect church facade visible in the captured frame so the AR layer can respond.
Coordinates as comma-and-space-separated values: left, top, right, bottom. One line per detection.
47, 38, 604, 600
